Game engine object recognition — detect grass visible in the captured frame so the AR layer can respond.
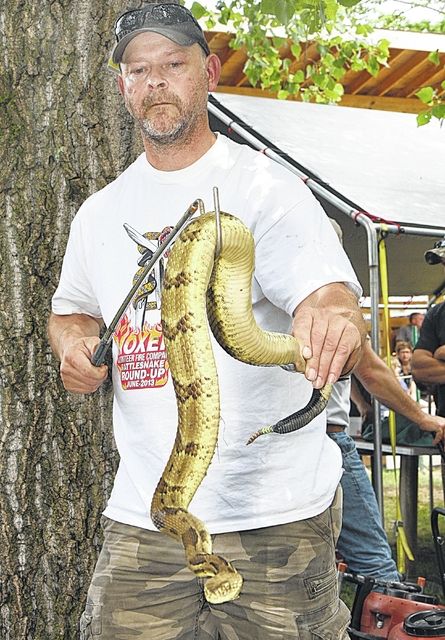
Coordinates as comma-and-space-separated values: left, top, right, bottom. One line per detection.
341, 460, 445, 609
382, 461, 444, 599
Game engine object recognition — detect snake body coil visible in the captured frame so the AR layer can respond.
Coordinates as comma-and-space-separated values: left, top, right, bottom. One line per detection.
151, 212, 331, 604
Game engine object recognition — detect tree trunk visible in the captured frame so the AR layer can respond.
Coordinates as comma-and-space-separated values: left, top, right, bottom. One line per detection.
0, 2, 143, 638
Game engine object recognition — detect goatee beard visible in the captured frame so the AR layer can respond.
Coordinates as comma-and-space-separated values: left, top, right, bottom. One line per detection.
131, 93, 192, 145
139, 118, 188, 145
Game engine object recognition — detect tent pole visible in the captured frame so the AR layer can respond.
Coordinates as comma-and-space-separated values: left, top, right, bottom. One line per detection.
354, 215, 384, 522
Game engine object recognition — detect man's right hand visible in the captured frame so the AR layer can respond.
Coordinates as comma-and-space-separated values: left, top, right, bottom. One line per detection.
48, 313, 107, 394
59, 336, 108, 394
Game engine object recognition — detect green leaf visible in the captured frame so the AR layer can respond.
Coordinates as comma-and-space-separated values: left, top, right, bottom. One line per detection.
337, 0, 362, 7
322, 52, 336, 68
416, 111, 432, 127
356, 23, 373, 36
366, 56, 380, 77
190, 1, 207, 20
277, 89, 290, 100
432, 104, 445, 120
324, 0, 338, 22
290, 42, 302, 59
282, 57, 291, 71
377, 39, 390, 56
415, 86, 434, 104
332, 66, 346, 80
272, 36, 286, 49
428, 50, 440, 66
260, 0, 297, 25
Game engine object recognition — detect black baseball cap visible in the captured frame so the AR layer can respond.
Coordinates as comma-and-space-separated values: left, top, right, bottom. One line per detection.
109, 2, 210, 69
425, 238, 445, 265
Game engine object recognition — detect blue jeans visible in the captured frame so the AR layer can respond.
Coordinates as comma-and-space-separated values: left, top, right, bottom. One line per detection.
329, 430, 399, 582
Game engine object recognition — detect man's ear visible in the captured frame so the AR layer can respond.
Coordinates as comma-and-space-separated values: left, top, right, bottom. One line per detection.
206, 53, 221, 92
117, 74, 125, 97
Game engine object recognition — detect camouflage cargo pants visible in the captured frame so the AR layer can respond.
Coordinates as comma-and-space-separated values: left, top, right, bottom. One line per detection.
80, 487, 349, 639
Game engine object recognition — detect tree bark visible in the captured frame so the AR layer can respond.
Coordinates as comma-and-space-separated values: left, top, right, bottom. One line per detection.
0, 2, 143, 638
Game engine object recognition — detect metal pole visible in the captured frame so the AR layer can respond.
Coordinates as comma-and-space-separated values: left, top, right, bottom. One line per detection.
355, 214, 385, 521
373, 223, 445, 237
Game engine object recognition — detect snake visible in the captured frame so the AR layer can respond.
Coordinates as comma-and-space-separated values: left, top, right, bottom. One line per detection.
150, 211, 332, 604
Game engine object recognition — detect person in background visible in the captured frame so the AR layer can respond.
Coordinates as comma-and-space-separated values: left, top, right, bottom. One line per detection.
395, 312, 424, 348
327, 222, 445, 582
47, 4, 366, 638
412, 239, 445, 418
393, 341, 417, 399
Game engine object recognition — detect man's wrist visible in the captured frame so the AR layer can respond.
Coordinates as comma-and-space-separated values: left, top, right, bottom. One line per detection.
57, 327, 84, 360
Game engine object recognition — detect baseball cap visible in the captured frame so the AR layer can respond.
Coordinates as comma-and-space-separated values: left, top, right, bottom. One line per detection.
109, 2, 210, 70
424, 238, 445, 265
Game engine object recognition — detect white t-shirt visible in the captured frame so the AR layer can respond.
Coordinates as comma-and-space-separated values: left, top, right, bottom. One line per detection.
52, 133, 361, 533
326, 378, 352, 429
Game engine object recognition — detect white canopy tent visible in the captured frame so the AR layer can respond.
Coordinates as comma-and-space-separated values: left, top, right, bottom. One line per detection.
209, 93, 445, 298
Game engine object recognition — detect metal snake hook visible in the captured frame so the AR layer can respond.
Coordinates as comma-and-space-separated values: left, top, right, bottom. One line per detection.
197, 198, 205, 217
91, 199, 201, 367
213, 186, 223, 258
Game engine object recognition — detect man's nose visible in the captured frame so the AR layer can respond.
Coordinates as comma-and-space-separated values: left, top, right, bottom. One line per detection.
145, 70, 168, 89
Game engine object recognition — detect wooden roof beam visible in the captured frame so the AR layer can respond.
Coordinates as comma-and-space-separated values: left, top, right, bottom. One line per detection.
375, 51, 432, 96
214, 85, 424, 113
341, 49, 406, 94
405, 52, 445, 97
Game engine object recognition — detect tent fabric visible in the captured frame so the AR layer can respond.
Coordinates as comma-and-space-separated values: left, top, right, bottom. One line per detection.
210, 93, 445, 297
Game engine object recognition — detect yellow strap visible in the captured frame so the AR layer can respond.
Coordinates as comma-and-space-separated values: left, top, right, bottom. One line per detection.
378, 228, 414, 574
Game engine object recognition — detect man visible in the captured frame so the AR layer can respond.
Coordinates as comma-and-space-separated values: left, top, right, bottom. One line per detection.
48, 3, 365, 638
395, 312, 424, 347
412, 238, 445, 417
327, 339, 445, 583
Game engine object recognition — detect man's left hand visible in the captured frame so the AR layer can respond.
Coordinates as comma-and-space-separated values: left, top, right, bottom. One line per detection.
292, 283, 366, 389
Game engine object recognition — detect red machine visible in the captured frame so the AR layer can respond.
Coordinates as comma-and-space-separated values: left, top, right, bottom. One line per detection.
389, 611, 445, 639
359, 588, 445, 638
345, 507, 445, 640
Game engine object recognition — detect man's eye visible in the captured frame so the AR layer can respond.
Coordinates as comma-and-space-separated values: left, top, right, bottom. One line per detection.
169, 62, 183, 69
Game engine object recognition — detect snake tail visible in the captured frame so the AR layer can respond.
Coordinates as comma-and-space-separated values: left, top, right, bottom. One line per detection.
246, 383, 333, 445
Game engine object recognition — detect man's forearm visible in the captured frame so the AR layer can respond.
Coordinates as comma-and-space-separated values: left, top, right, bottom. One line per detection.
412, 349, 445, 385
48, 312, 102, 361
356, 344, 428, 427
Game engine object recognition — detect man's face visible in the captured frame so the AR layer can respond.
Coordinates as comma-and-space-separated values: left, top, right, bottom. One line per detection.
118, 32, 217, 145
413, 313, 424, 328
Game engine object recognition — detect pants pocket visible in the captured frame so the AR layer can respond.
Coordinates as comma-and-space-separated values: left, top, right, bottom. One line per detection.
79, 598, 102, 639
296, 599, 350, 639
309, 600, 350, 639
296, 556, 350, 640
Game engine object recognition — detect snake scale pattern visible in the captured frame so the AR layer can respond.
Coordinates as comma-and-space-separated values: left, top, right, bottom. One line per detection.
150, 211, 332, 604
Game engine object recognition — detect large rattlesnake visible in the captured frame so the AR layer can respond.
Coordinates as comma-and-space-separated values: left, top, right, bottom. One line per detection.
150, 211, 332, 604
